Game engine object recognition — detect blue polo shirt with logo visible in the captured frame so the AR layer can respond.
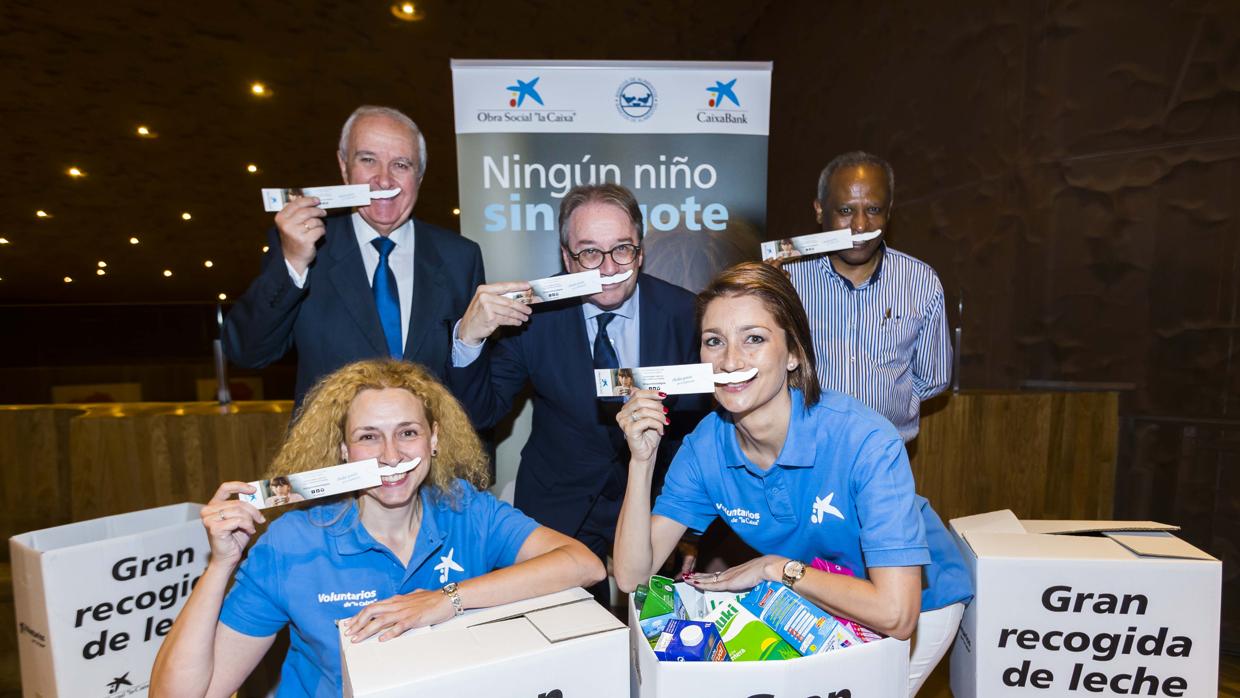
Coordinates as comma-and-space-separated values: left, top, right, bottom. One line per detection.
219, 479, 539, 698
653, 388, 972, 612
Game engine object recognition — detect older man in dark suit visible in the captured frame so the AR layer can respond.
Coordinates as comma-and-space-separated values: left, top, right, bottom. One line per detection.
224, 105, 483, 406
448, 184, 706, 602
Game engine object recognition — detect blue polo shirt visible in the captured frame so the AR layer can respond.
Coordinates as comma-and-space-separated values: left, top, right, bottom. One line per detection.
653, 388, 972, 612
220, 479, 540, 698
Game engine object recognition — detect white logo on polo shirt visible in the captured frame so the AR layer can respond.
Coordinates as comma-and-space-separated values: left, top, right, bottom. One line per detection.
317, 589, 378, 608
811, 493, 844, 523
715, 502, 760, 526
435, 547, 465, 583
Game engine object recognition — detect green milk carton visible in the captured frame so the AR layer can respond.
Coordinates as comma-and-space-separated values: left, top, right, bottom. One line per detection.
638, 575, 685, 640
704, 597, 801, 661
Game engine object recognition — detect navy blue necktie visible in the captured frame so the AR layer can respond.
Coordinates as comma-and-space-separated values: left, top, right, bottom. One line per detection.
593, 312, 620, 370
371, 237, 403, 359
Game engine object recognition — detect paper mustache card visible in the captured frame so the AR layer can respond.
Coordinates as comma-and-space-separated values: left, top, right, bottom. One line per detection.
594, 363, 716, 397
237, 457, 421, 508
502, 269, 603, 304
760, 228, 883, 261
261, 184, 401, 212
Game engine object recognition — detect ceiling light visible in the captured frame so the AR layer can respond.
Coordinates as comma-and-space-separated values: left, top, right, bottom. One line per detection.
36, 210, 50, 218
181, 212, 192, 221
0, 238, 9, 245
97, 261, 107, 268
218, 293, 228, 300
246, 164, 259, 173
64, 276, 73, 283
262, 245, 269, 253
452, 207, 461, 215
163, 269, 173, 277
391, 2, 424, 20
251, 82, 270, 97
67, 167, 85, 177
129, 236, 140, 245
96, 269, 106, 276
204, 260, 214, 268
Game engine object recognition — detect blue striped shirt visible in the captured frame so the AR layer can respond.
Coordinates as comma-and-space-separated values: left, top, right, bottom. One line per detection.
785, 245, 952, 441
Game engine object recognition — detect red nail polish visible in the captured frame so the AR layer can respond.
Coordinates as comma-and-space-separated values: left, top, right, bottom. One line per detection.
658, 392, 667, 398
664, 417, 670, 425
662, 406, 668, 414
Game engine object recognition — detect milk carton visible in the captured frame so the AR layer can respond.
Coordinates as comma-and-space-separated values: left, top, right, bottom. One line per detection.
740, 581, 860, 655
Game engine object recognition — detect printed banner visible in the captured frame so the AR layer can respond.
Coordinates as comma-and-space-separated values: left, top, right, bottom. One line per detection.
261, 185, 400, 212
238, 458, 385, 509
451, 60, 771, 293
593, 363, 714, 397
502, 269, 603, 304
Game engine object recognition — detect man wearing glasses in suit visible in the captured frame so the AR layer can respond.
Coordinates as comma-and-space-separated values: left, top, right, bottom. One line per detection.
448, 183, 706, 605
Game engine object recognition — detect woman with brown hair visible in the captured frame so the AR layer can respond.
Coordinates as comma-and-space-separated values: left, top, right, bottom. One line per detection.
152, 359, 604, 698
612, 262, 971, 695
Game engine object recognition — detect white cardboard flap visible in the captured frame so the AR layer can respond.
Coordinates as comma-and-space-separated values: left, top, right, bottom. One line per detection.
526, 599, 625, 642
949, 509, 1025, 538
436, 586, 591, 632
1104, 531, 1217, 561
11, 503, 202, 552
963, 531, 1135, 560
1020, 518, 1179, 535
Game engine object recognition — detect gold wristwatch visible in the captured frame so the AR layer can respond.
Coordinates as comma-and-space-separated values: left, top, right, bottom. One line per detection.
781, 559, 806, 588
441, 582, 464, 616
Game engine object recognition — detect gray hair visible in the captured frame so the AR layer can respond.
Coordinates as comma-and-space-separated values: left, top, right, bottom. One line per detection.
558, 183, 644, 247
816, 151, 895, 206
338, 105, 428, 177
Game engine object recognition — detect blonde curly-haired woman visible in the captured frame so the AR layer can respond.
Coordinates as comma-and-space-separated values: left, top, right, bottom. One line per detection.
152, 359, 604, 698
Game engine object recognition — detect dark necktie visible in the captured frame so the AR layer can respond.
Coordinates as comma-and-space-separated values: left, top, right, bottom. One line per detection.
593, 312, 620, 370
371, 237, 403, 359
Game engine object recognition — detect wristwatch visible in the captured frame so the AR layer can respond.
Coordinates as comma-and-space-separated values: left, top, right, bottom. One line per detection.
781, 559, 806, 588
441, 582, 464, 616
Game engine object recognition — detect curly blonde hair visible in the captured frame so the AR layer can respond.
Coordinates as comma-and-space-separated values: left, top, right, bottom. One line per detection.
266, 359, 490, 504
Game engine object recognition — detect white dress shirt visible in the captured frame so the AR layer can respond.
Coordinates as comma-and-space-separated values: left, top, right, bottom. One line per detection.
285, 214, 415, 349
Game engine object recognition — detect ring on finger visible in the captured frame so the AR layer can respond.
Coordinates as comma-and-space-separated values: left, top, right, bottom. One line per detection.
218, 510, 225, 521
714, 571, 720, 581
630, 412, 639, 422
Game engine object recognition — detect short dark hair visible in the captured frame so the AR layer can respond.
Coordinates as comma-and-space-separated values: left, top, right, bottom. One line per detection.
816, 151, 895, 205
269, 475, 290, 487
696, 262, 821, 407
558, 183, 644, 247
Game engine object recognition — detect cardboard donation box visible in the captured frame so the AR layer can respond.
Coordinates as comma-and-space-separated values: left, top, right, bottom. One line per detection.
9, 503, 209, 698
341, 587, 628, 698
629, 583, 910, 697
950, 510, 1221, 698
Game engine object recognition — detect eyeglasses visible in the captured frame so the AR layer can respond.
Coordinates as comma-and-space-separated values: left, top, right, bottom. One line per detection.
565, 243, 641, 270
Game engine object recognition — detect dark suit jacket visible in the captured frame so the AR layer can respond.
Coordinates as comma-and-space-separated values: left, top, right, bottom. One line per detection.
447, 273, 708, 540
223, 213, 484, 405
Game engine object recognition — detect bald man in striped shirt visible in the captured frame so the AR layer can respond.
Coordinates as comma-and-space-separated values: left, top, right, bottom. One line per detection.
783, 151, 952, 443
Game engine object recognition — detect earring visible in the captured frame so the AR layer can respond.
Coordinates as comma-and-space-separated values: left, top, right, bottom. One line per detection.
431, 449, 439, 457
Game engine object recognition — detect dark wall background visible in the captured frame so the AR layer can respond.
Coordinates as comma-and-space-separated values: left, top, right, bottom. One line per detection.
748, 0, 1239, 411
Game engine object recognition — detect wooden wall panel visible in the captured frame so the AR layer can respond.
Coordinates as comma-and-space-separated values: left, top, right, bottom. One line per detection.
3, 393, 1117, 541
0, 407, 80, 563
65, 404, 293, 523
910, 391, 1118, 522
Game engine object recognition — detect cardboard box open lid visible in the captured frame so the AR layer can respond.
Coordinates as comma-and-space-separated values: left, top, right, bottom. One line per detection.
341, 587, 626, 694
950, 510, 1216, 562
